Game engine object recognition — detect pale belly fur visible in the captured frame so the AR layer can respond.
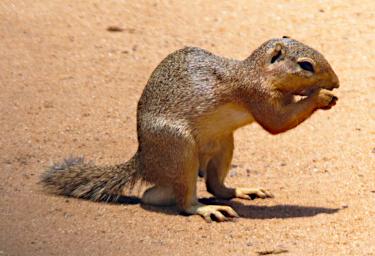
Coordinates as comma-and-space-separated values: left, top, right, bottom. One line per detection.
195, 103, 254, 172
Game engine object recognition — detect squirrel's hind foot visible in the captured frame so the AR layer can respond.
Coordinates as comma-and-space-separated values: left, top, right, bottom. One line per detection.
185, 203, 239, 222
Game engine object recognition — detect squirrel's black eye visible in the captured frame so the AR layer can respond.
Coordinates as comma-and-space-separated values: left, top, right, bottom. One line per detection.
298, 61, 315, 73
271, 50, 282, 63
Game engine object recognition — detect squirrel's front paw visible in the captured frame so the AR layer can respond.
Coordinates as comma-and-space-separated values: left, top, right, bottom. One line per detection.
315, 89, 338, 110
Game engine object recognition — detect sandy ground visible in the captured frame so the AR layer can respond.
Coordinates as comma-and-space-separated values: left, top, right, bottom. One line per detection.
1, 1, 375, 255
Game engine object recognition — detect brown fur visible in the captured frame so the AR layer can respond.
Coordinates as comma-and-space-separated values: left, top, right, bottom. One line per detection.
41, 37, 339, 221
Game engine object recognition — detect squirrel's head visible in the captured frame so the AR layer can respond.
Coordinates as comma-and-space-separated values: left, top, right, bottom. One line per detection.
248, 37, 339, 96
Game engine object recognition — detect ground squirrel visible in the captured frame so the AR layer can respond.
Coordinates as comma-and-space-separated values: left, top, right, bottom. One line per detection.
41, 37, 339, 222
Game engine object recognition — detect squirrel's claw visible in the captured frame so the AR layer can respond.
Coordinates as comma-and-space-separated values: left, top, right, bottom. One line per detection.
235, 187, 274, 200
186, 203, 239, 222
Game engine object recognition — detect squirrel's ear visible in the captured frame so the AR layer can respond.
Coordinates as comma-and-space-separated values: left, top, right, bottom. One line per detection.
269, 43, 285, 64
274, 42, 284, 52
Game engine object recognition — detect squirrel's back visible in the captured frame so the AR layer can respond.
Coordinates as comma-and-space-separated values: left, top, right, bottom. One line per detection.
137, 47, 241, 119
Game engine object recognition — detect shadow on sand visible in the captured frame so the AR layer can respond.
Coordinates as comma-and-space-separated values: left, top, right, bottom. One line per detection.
109, 195, 340, 219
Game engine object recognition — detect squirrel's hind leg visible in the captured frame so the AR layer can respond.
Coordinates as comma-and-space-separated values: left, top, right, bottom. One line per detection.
141, 186, 176, 206
138, 120, 238, 222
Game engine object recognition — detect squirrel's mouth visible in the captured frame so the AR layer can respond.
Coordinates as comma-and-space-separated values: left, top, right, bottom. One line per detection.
294, 87, 317, 96
294, 85, 336, 97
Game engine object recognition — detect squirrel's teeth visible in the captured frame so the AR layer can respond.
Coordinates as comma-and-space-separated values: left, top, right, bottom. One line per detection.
293, 95, 308, 102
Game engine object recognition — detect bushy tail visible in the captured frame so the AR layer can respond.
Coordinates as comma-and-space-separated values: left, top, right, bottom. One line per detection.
40, 154, 141, 201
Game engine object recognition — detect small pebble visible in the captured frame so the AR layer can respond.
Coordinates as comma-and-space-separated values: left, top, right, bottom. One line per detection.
246, 169, 251, 176
257, 248, 289, 255
107, 26, 124, 32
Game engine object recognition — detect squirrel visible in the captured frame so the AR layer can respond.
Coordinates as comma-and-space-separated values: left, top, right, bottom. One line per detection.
41, 37, 339, 222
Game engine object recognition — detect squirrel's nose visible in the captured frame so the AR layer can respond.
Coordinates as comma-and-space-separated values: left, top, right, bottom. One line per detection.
331, 73, 340, 88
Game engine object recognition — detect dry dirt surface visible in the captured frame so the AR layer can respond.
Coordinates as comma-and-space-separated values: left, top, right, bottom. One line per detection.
1, 1, 375, 255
